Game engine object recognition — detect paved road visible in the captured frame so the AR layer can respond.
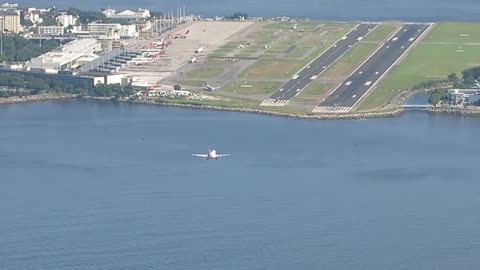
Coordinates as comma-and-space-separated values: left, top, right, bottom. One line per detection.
261, 23, 377, 106
313, 23, 431, 113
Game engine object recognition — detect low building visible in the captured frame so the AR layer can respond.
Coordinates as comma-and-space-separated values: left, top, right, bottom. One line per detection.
111, 9, 150, 21
87, 22, 137, 38
447, 89, 480, 106
132, 20, 151, 33
101, 39, 122, 51
102, 8, 116, 17
119, 25, 137, 38
0, 10, 21, 33
87, 22, 120, 34
37, 25, 64, 36
28, 38, 102, 71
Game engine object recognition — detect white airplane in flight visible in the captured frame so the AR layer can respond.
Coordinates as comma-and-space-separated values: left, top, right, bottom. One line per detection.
192, 149, 231, 160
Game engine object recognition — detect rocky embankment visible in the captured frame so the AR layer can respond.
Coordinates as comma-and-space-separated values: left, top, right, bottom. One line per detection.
427, 107, 480, 117
140, 99, 405, 120
0, 94, 77, 104
1, 94, 406, 120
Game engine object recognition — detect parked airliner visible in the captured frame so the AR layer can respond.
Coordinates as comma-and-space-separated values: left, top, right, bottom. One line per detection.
203, 84, 220, 91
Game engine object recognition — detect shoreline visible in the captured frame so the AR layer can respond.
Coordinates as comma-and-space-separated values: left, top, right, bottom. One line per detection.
129, 98, 405, 120
0, 94, 78, 104
427, 107, 480, 117
2, 94, 480, 119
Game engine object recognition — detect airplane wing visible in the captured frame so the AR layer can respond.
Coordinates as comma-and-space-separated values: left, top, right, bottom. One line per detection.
192, 154, 208, 158
216, 154, 231, 158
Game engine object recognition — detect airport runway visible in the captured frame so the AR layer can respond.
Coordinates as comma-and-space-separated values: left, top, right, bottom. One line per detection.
261, 23, 378, 106
313, 23, 432, 113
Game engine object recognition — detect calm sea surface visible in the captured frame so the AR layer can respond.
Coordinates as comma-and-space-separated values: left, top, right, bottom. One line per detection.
1, 100, 480, 269
16, 0, 480, 21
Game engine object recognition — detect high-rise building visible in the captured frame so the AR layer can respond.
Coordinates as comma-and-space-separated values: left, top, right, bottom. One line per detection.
0, 10, 21, 33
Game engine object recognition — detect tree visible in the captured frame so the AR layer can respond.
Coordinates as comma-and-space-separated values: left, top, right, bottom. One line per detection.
447, 73, 459, 83
150, 11, 163, 18
429, 89, 447, 106
225, 12, 248, 20
22, 20, 33, 27
67, 8, 106, 24
39, 13, 56, 26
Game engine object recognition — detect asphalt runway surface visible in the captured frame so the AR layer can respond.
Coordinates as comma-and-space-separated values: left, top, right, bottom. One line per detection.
314, 23, 431, 112
262, 23, 377, 105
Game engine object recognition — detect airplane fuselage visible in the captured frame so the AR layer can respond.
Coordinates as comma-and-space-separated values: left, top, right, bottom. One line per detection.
207, 150, 218, 159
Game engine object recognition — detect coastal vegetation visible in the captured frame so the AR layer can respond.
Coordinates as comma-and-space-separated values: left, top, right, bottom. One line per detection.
0, 35, 63, 62
427, 66, 480, 106
0, 72, 135, 98
224, 13, 249, 20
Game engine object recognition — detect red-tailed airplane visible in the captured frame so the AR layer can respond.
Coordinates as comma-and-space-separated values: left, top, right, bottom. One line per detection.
192, 149, 231, 160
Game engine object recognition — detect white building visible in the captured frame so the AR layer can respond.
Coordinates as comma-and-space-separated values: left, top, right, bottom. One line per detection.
87, 22, 137, 38
37, 26, 64, 36
111, 8, 150, 20
87, 22, 120, 34
102, 8, 116, 17
28, 39, 102, 71
56, 13, 76, 27
119, 25, 137, 38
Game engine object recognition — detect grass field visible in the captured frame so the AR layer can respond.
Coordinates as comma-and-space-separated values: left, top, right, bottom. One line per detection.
222, 81, 281, 95
220, 41, 242, 49
247, 30, 278, 44
155, 95, 307, 115
292, 83, 330, 102
234, 53, 253, 58
359, 22, 480, 111
186, 67, 225, 79
322, 42, 379, 77
357, 88, 401, 111
362, 24, 397, 42
285, 46, 313, 58
204, 59, 231, 66
178, 80, 207, 87
208, 53, 227, 58
241, 59, 304, 79
424, 22, 480, 44
213, 48, 235, 54
263, 21, 320, 32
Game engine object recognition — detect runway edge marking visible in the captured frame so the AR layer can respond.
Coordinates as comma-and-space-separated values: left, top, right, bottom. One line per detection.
350, 22, 436, 111
291, 22, 380, 99
311, 24, 393, 113
262, 23, 375, 107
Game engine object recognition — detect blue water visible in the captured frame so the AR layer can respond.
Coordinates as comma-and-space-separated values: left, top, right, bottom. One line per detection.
1, 100, 480, 269
16, 0, 480, 21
